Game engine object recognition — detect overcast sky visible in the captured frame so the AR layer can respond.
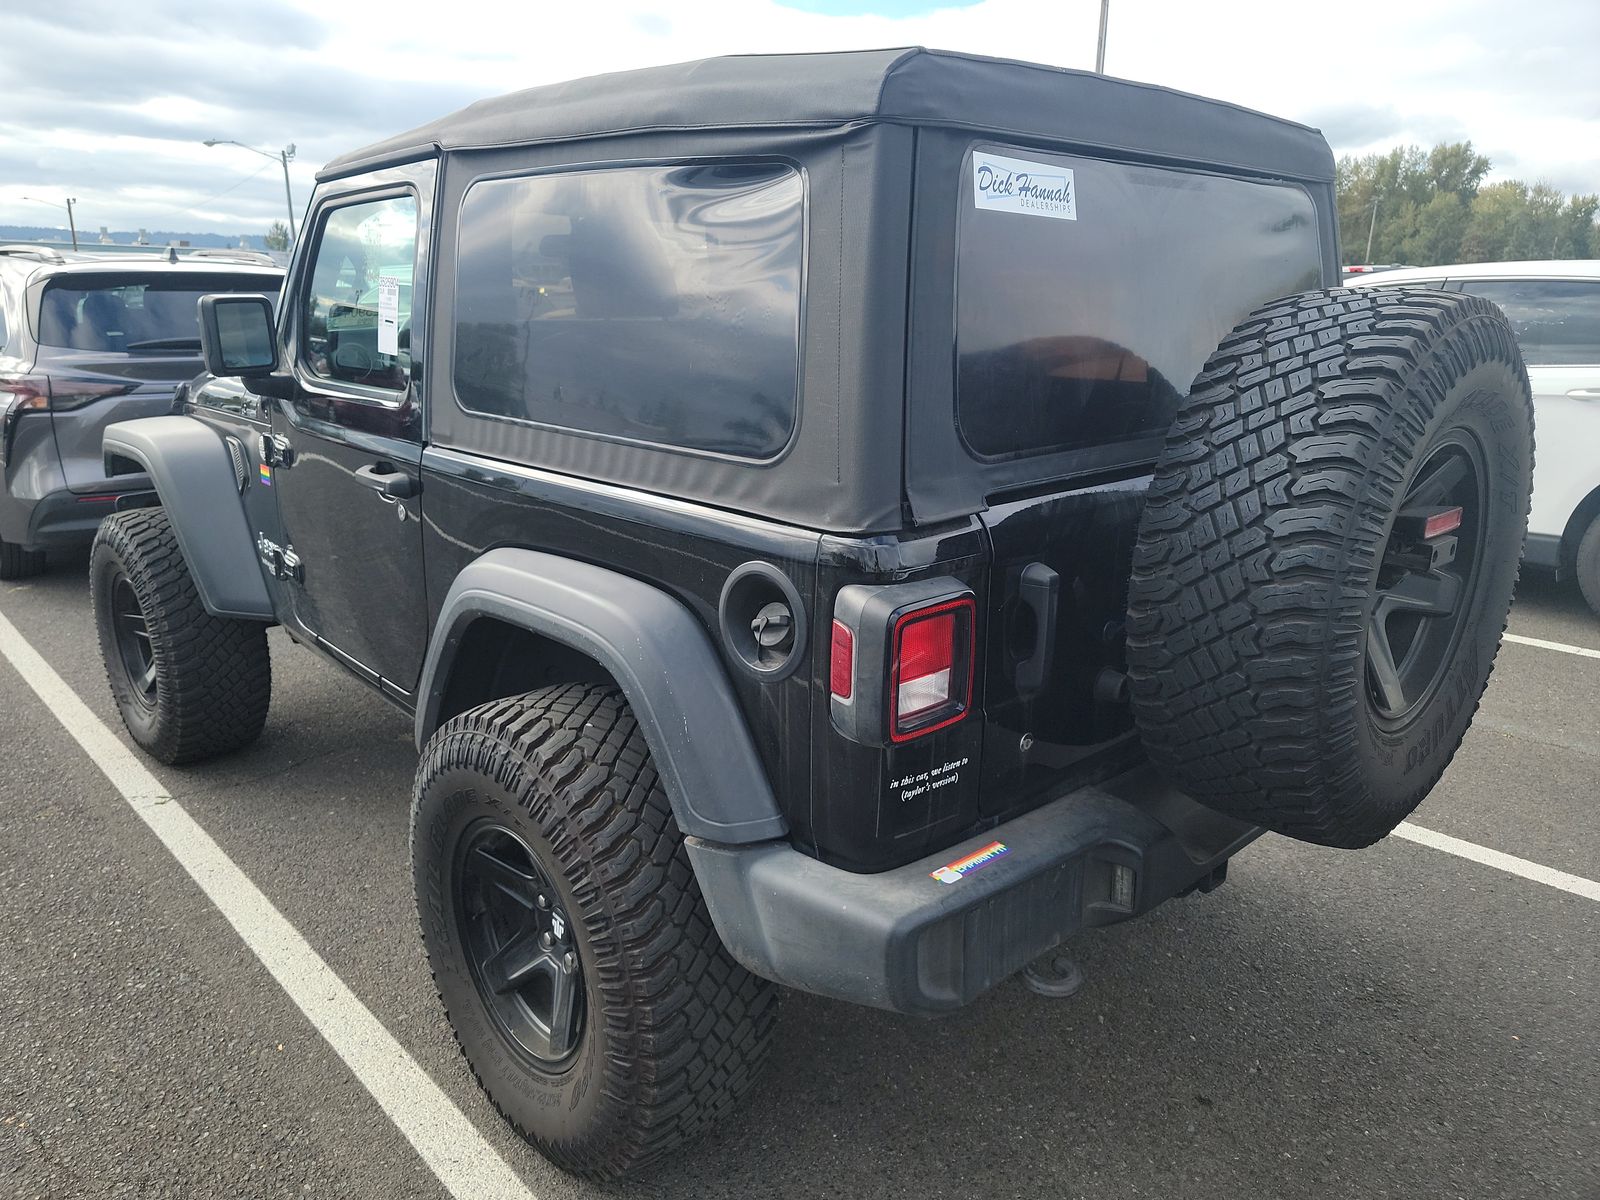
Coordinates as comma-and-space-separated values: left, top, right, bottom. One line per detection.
3, 0, 1596, 237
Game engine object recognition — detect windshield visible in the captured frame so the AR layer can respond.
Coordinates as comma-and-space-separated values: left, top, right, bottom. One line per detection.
37, 273, 278, 352
956, 147, 1323, 464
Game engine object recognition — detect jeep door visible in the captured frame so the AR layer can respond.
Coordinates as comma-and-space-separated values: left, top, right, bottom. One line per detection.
267, 164, 436, 700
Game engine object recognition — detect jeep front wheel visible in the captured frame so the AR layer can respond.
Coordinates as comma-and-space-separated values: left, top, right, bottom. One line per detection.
91, 508, 272, 763
412, 683, 777, 1180
1127, 288, 1534, 848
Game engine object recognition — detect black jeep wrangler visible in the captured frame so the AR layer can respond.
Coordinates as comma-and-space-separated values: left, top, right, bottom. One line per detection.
89, 50, 1533, 1179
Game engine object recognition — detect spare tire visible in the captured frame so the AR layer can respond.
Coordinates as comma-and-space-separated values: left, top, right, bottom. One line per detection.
1126, 288, 1533, 848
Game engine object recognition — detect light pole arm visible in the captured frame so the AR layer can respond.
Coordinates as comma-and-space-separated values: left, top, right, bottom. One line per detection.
203, 139, 298, 245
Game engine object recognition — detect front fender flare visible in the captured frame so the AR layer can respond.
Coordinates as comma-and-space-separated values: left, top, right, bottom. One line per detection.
102, 416, 273, 620
416, 548, 788, 845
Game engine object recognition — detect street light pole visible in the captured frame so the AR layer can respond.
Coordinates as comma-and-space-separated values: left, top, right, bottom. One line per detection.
20, 195, 78, 250
1365, 195, 1380, 262
278, 148, 296, 242
202, 139, 298, 243
1095, 0, 1110, 73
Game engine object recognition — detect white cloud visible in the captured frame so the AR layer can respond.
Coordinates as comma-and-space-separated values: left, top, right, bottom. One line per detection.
2, 0, 1595, 236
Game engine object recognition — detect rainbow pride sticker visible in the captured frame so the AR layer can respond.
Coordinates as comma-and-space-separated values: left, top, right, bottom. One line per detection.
930, 840, 1009, 885
258, 461, 272, 487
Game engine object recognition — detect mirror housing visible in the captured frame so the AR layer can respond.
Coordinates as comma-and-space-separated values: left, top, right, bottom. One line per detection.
198, 294, 279, 378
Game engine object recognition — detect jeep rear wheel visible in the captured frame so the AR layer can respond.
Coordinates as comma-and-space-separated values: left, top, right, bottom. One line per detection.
1127, 288, 1533, 848
0, 535, 46, 581
91, 508, 272, 764
412, 683, 777, 1180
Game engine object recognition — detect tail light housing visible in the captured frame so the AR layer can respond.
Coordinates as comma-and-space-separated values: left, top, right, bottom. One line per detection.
830, 578, 976, 746
1, 375, 133, 466
0, 375, 50, 466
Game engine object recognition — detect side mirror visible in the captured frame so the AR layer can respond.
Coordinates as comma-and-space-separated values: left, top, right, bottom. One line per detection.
198, 294, 279, 378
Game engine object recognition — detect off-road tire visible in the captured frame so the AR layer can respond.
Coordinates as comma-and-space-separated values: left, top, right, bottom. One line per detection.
91, 507, 272, 763
1575, 515, 1600, 618
1127, 288, 1533, 848
412, 683, 778, 1180
0, 535, 46, 580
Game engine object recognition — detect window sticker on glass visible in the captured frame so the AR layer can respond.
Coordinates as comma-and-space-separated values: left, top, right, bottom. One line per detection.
377, 276, 400, 357
972, 151, 1077, 221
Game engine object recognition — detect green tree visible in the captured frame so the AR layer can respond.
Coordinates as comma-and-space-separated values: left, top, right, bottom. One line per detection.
264, 220, 290, 251
1399, 192, 1469, 265
1336, 140, 1598, 266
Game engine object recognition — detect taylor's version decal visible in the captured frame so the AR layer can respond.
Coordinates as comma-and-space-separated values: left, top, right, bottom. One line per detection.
972, 151, 1077, 221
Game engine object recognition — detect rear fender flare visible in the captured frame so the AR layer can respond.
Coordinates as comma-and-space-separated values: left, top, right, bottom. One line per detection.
102, 415, 273, 620
416, 548, 788, 845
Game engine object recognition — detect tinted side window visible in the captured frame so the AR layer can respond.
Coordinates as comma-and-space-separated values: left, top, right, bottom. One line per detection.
955, 147, 1322, 463
301, 195, 418, 391
453, 163, 803, 459
1457, 279, 1600, 366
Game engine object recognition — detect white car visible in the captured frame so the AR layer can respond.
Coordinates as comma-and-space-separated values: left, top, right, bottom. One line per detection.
1346, 260, 1600, 614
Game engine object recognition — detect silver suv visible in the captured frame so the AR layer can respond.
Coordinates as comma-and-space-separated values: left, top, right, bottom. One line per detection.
0, 245, 282, 578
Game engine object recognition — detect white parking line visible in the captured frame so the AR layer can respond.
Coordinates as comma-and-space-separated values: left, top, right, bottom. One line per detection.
1394, 822, 1600, 902
1504, 632, 1600, 660
0, 611, 539, 1200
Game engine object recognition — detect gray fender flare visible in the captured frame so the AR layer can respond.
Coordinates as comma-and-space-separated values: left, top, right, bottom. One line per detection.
416, 548, 788, 845
102, 416, 273, 620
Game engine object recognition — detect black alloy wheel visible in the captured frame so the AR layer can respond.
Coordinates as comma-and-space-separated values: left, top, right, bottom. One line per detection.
1366, 435, 1487, 728
456, 821, 585, 1067
110, 574, 158, 709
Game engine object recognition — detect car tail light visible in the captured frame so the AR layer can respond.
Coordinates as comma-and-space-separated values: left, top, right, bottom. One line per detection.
890, 598, 974, 741
829, 578, 978, 746
0, 374, 51, 412
829, 621, 854, 700
0, 375, 51, 465
41, 378, 135, 411
0, 375, 131, 413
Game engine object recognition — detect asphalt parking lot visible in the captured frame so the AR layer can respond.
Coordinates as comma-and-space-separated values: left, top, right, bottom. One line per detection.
1, 555, 1595, 1200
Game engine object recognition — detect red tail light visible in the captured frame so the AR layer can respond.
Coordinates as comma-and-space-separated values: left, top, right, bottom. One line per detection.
0, 375, 51, 465
829, 620, 854, 700
0, 374, 51, 411
889, 597, 975, 742
0, 375, 131, 412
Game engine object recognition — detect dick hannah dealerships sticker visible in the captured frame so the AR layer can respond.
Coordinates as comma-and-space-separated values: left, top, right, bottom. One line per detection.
931, 840, 1010, 884
971, 151, 1077, 220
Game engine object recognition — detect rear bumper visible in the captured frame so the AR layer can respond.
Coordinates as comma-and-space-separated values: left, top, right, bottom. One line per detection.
1, 479, 150, 551
687, 766, 1259, 1016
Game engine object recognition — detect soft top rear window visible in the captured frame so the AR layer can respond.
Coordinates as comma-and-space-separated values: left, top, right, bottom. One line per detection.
956, 147, 1322, 464
37, 273, 278, 352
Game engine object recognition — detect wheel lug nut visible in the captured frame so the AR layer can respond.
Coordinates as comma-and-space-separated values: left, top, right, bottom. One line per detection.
540, 931, 554, 950
535, 893, 550, 910
563, 951, 577, 972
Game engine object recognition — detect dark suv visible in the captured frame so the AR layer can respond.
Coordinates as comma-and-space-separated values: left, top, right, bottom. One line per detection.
87, 50, 1534, 1179
0, 244, 281, 577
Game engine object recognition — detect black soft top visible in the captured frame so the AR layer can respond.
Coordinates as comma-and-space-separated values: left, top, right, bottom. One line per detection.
320, 47, 1334, 183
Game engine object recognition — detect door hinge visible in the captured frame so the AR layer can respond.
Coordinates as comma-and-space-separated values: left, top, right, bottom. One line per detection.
256, 533, 303, 582
258, 433, 295, 468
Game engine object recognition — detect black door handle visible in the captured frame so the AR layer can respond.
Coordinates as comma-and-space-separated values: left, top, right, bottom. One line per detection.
1016, 561, 1059, 697
354, 462, 420, 499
